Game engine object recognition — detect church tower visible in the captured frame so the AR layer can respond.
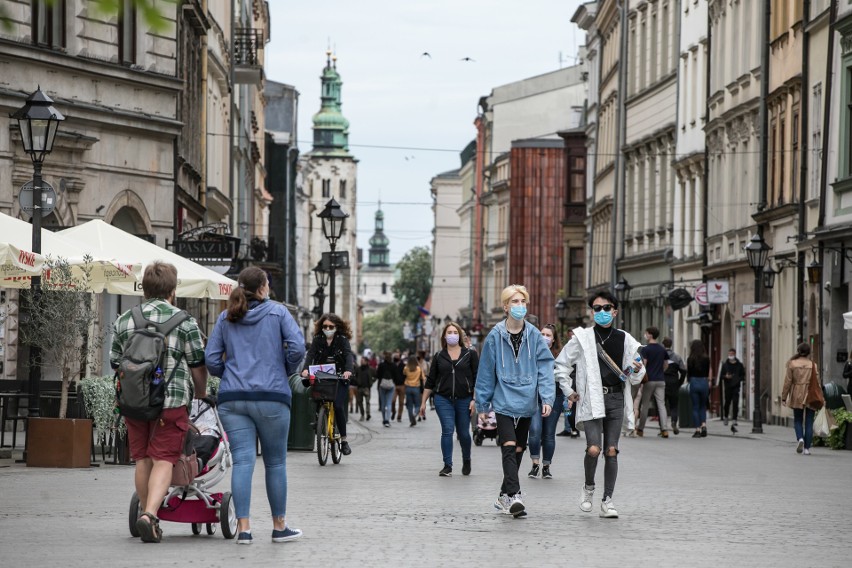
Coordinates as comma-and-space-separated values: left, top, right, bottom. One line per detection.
368, 203, 390, 267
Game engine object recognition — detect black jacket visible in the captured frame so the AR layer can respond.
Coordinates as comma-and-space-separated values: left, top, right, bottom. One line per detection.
718, 358, 746, 386
353, 364, 374, 388
302, 334, 355, 375
424, 347, 479, 399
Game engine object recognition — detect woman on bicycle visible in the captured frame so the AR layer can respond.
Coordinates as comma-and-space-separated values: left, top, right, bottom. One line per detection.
205, 266, 305, 544
526, 323, 566, 479
419, 322, 479, 477
301, 314, 354, 455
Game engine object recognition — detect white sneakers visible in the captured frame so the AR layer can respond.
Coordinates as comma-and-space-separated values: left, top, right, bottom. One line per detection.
494, 493, 526, 517
796, 439, 804, 454
600, 498, 619, 518
580, 484, 595, 513
494, 493, 512, 514
803, 448, 811, 455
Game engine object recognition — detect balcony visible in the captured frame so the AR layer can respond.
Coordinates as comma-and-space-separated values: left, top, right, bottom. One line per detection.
233, 28, 264, 85
563, 202, 587, 224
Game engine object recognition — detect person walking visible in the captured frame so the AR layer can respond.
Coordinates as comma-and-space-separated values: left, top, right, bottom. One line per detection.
301, 314, 355, 455
527, 323, 566, 479
718, 348, 746, 430
554, 291, 645, 519
781, 342, 824, 455
636, 327, 669, 438
420, 322, 479, 476
111, 262, 209, 543
476, 285, 555, 518
392, 351, 406, 423
205, 266, 306, 544
686, 340, 711, 438
376, 352, 397, 427
661, 337, 687, 434
402, 356, 424, 426
353, 357, 374, 421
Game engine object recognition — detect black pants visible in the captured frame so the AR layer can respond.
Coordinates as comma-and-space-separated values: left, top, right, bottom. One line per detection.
722, 381, 740, 421
664, 378, 680, 426
495, 413, 531, 496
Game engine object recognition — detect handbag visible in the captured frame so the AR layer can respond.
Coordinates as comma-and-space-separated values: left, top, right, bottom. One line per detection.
379, 378, 395, 390
813, 407, 834, 438
803, 363, 825, 411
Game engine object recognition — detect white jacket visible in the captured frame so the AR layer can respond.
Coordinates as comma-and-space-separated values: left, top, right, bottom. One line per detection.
554, 326, 645, 430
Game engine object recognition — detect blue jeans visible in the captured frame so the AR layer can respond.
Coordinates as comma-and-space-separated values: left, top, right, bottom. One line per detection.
434, 394, 472, 468
218, 400, 291, 519
793, 407, 815, 449
528, 387, 565, 464
405, 386, 421, 423
378, 387, 394, 423
689, 377, 709, 427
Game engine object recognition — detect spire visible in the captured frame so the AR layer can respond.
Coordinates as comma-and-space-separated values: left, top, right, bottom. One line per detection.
311, 50, 351, 156
368, 202, 390, 267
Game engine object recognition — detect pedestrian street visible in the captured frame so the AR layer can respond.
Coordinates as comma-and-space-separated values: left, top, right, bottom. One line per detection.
0, 412, 850, 568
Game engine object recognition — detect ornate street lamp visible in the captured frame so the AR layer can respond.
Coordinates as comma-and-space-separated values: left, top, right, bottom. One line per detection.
743, 232, 771, 434
807, 259, 822, 285
614, 276, 632, 303
317, 198, 349, 313
10, 87, 65, 420
555, 298, 567, 339
313, 260, 329, 288
762, 264, 778, 290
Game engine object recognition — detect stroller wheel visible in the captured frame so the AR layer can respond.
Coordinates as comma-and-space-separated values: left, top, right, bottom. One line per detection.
192, 523, 201, 535
206, 523, 216, 535
129, 492, 142, 537
220, 492, 237, 539
474, 433, 483, 446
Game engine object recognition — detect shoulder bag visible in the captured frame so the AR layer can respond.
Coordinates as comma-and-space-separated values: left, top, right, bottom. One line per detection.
803, 362, 825, 411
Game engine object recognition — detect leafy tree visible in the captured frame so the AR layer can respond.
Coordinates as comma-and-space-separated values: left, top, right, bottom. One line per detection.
361, 304, 408, 354
19, 257, 105, 419
392, 246, 432, 323
2, 1, 174, 33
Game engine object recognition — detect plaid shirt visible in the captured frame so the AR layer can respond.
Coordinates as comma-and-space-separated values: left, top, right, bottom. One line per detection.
110, 298, 206, 409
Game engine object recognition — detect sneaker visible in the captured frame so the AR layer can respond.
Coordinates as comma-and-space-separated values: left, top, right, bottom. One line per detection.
462, 460, 471, 476
541, 465, 552, 479
271, 526, 302, 542
237, 531, 253, 545
494, 493, 512, 514
528, 464, 540, 478
439, 465, 452, 477
580, 484, 595, 513
556, 430, 572, 437
366, 414, 371, 421
659, 430, 669, 438
635, 429, 644, 438
571, 430, 581, 438
383, 421, 390, 428
600, 498, 618, 518
692, 430, 701, 438
672, 424, 679, 435
626, 430, 637, 438
803, 448, 811, 455
508, 494, 525, 517
700, 426, 707, 437
796, 439, 804, 454
340, 441, 351, 455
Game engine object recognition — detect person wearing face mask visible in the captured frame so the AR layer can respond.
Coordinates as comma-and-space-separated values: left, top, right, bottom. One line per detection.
718, 348, 745, 430
301, 313, 355, 455
526, 324, 566, 479
554, 292, 645, 519
420, 323, 479, 476
476, 285, 555, 518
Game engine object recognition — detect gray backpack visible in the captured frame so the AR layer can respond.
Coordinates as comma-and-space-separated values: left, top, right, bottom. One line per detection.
115, 306, 189, 421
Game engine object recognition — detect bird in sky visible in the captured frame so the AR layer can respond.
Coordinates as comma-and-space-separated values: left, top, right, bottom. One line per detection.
460, 57, 476, 62
421, 52, 431, 58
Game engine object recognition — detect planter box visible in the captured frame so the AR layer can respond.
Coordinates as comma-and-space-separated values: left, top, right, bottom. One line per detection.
26, 417, 92, 468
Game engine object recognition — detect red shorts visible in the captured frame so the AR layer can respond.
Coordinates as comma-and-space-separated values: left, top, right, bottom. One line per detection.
126, 406, 189, 464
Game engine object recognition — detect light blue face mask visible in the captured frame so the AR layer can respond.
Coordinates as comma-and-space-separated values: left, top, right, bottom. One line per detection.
509, 305, 527, 320
593, 310, 613, 326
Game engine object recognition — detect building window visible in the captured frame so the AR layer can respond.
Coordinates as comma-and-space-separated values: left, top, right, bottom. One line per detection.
339, 179, 346, 199
567, 155, 585, 204
119, 0, 136, 65
322, 179, 331, 198
568, 247, 584, 298
791, 108, 799, 201
381, 283, 387, 295
811, 83, 822, 200
32, 0, 65, 49
770, 115, 778, 204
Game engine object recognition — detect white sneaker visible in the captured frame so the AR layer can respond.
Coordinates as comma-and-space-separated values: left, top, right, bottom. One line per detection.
600, 498, 618, 518
494, 494, 512, 514
803, 448, 811, 455
796, 439, 804, 454
580, 484, 595, 513
508, 494, 525, 517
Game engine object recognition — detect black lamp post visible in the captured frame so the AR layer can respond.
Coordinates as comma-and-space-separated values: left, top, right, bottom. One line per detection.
10, 87, 65, 419
762, 264, 777, 290
555, 298, 567, 340
614, 276, 632, 329
744, 232, 771, 434
317, 198, 348, 314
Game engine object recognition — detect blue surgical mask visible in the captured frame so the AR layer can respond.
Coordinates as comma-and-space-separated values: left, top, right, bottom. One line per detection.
509, 305, 527, 320
594, 311, 613, 326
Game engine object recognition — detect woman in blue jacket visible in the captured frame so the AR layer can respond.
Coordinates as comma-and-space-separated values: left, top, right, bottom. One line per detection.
475, 284, 555, 518
206, 267, 305, 545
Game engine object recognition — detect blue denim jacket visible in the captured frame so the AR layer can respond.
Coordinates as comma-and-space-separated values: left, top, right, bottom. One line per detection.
475, 320, 555, 418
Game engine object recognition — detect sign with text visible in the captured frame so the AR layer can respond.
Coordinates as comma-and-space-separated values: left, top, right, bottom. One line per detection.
742, 304, 771, 319
706, 280, 730, 304
172, 237, 238, 264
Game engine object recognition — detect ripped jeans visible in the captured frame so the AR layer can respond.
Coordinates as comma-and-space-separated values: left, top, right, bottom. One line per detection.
581, 391, 624, 500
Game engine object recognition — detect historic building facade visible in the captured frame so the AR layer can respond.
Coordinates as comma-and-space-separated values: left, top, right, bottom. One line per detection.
359, 205, 395, 318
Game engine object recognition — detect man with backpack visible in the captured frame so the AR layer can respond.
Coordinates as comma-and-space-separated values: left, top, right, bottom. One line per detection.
110, 262, 208, 543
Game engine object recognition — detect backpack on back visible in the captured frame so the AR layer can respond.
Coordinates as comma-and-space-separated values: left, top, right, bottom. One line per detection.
115, 306, 189, 421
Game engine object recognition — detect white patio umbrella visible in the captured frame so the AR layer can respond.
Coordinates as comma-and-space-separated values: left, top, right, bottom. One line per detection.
58, 220, 237, 300
844, 311, 852, 331
0, 212, 141, 291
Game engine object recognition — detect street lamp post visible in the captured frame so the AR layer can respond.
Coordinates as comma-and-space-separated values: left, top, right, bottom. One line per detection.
10, 87, 65, 419
614, 276, 632, 330
555, 298, 567, 341
317, 198, 349, 314
745, 232, 771, 434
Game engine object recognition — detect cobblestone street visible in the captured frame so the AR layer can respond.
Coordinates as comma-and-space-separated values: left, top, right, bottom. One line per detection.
1, 409, 851, 567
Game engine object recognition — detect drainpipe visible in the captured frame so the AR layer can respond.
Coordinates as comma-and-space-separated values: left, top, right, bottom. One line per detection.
612, 0, 628, 292
284, 145, 298, 304
703, 2, 711, 270
228, 0, 236, 234
200, 0, 208, 220
797, 0, 811, 345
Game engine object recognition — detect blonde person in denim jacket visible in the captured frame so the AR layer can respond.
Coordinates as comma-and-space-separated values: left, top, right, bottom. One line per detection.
475, 284, 555, 518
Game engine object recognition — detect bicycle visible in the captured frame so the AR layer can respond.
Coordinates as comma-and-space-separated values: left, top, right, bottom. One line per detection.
311, 371, 346, 466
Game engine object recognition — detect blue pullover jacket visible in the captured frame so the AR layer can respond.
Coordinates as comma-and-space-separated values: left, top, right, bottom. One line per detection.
206, 300, 305, 407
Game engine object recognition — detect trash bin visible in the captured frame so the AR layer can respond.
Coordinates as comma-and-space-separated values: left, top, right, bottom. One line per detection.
678, 383, 694, 430
823, 382, 848, 411
288, 374, 314, 451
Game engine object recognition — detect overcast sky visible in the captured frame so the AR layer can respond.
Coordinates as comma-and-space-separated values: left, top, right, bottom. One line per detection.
265, 1, 585, 264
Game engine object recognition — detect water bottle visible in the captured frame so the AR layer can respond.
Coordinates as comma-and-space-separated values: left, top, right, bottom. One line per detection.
564, 399, 572, 417
153, 367, 163, 385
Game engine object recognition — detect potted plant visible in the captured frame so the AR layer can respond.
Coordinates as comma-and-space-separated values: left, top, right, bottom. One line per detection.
79, 375, 129, 463
19, 257, 104, 467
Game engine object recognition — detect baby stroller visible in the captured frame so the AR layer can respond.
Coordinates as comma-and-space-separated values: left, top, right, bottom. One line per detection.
128, 398, 236, 539
473, 410, 498, 446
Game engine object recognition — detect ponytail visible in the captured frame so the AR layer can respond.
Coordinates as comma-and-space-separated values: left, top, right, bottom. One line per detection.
226, 266, 267, 322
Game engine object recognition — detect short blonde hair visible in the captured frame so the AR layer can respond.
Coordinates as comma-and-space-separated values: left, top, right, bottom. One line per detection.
500, 284, 529, 306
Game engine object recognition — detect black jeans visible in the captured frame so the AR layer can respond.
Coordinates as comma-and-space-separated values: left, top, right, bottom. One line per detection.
582, 391, 624, 500
722, 381, 740, 421
495, 413, 531, 496
664, 377, 680, 426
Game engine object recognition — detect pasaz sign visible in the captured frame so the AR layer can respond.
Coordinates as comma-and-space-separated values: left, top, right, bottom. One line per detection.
172, 238, 237, 262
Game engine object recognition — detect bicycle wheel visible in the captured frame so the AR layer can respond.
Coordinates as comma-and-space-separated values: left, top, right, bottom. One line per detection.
316, 404, 329, 466
330, 406, 342, 464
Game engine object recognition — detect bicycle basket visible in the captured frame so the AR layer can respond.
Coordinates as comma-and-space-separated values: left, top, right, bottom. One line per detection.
310, 374, 339, 402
